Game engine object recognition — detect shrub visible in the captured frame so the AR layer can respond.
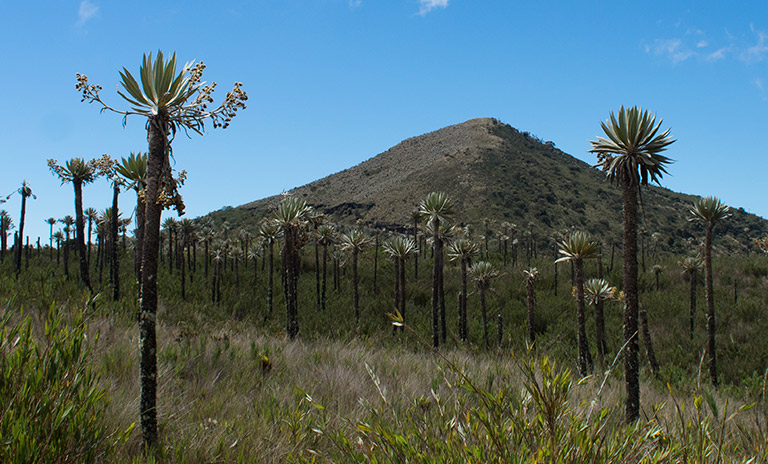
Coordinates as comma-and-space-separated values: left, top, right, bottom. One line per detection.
0, 301, 129, 463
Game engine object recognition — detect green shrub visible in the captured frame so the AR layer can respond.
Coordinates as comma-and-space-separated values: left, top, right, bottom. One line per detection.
0, 301, 129, 463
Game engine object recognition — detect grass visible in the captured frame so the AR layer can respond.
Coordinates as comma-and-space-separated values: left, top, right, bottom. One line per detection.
3, 242, 768, 461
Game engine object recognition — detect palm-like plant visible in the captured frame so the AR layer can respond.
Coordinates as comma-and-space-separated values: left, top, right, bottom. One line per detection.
589, 106, 674, 421
316, 224, 336, 311
523, 267, 539, 347
52, 230, 64, 264
384, 235, 418, 332
84, 207, 98, 267
0, 211, 13, 262
690, 196, 729, 386
48, 157, 99, 291
419, 192, 454, 348
584, 278, 616, 368
678, 255, 703, 340
469, 261, 499, 348
116, 152, 148, 281
7, 181, 36, 274
448, 238, 479, 342
273, 197, 310, 339
340, 230, 373, 324
78, 51, 246, 449
43, 217, 56, 261
651, 264, 663, 291
556, 231, 600, 376
60, 215, 75, 278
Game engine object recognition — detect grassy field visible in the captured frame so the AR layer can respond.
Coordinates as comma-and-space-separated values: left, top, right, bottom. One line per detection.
3, 242, 768, 462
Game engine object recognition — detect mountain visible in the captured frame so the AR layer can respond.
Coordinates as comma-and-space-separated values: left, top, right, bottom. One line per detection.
207, 117, 766, 253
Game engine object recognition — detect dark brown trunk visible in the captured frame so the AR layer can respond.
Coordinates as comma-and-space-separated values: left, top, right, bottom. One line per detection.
268, 240, 274, 315
413, 217, 419, 280
704, 223, 718, 387
575, 258, 592, 376
373, 233, 379, 294
111, 184, 120, 301
135, 193, 145, 282
689, 269, 697, 339
352, 250, 359, 323
15, 194, 26, 274
526, 277, 535, 346
480, 286, 488, 348
139, 114, 168, 450
460, 258, 468, 342
73, 181, 92, 291
622, 175, 640, 422
640, 306, 660, 377
321, 242, 328, 310
431, 217, 440, 348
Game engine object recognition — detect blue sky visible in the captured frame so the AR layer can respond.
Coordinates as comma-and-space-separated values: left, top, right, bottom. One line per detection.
1, 0, 767, 242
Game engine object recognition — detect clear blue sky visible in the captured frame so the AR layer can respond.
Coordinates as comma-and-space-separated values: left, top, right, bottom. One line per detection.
1, 0, 767, 242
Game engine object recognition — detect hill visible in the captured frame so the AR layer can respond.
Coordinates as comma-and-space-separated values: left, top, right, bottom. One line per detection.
207, 117, 766, 253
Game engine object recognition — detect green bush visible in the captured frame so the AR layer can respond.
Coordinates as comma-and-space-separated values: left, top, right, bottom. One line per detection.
0, 301, 129, 463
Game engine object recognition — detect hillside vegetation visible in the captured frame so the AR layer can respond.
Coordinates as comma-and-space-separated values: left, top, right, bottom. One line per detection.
209, 118, 767, 254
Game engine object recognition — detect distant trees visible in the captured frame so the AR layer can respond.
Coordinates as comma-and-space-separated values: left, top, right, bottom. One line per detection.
8, 181, 36, 274
0, 211, 12, 262
589, 105, 674, 422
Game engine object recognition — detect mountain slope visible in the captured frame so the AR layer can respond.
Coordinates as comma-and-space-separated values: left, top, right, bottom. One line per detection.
208, 118, 766, 253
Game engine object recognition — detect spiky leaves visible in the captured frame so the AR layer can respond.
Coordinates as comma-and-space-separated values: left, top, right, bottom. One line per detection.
690, 196, 729, 387
589, 106, 675, 187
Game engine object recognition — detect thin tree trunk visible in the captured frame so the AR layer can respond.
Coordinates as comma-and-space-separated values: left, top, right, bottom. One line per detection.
526, 276, 535, 347
640, 306, 660, 377
268, 240, 274, 315
460, 258, 468, 342
689, 269, 697, 339
575, 258, 592, 376
704, 223, 718, 387
431, 217, 440, 348
74, 181, 92, 291
480, 286, 488, 348
111, 184, 120, 301
352, 250, 360, 323
321, 243, 328, 311
15, 195, 27, 274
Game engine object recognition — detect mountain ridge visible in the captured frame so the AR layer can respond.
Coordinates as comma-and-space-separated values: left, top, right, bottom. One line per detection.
207, 117, 766, 253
